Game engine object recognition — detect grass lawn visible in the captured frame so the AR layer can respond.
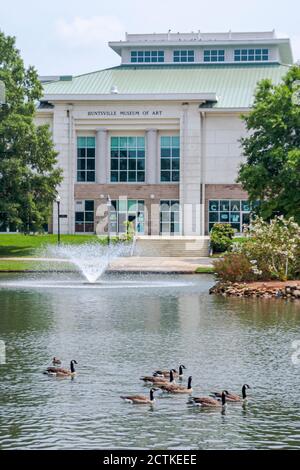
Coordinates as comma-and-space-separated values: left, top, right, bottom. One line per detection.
195, 266, 214, 274
0, 259, 74, 272
0, 234, 107, 258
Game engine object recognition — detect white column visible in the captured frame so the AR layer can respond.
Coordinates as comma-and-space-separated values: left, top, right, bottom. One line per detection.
146, 128, 158, 184
180, 103, 202, 236
96, 128, 108, 184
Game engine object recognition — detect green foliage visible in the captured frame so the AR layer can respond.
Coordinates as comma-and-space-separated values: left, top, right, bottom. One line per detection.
238, 65, 300, 223
210, 223, 235, 253
213, 252, 256, 282
214, 216, 300, 282
0, 30, 62, 232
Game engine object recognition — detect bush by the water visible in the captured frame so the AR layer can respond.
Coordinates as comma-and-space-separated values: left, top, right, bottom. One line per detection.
210, 223, 235, 253
214, 216, 300, 282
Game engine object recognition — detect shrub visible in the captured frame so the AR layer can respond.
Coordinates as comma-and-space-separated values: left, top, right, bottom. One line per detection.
214, 216, 300, 282
210, 223, 235, 253
213, 253, 256, 282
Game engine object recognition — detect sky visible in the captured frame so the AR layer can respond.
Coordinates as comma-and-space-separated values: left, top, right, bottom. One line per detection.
1, 0, 300, 75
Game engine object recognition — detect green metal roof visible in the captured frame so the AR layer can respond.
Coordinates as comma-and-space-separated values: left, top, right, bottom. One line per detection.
42, 63, 290, 108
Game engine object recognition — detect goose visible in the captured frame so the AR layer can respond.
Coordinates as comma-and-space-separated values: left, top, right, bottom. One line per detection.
140, 369, 176, 384
121, 388, 158, 405
52, 357, 62, 366
190, 390, 229, 408
160, 376, 193, 394
153, 364, 186, 379
210, 384, 251, 402
44, 360, 78, 377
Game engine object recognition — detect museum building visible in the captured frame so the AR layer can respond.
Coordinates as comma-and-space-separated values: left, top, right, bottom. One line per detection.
36, 30, 293, 236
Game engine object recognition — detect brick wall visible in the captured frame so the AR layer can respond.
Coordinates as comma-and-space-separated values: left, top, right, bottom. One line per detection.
74, 183, 179, 235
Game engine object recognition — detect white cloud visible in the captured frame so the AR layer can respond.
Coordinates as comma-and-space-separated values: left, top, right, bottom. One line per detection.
55, 16, 124, 47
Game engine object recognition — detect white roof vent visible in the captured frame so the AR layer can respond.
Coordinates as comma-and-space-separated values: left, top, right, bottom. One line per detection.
110, 85, 119, 94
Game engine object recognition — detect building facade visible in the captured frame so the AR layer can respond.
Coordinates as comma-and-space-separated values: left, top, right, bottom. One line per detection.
36, 31, 293, 236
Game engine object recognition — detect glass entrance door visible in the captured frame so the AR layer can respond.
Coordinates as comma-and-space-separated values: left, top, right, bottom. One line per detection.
160, 200, 180, 235
110, 200, 144, 234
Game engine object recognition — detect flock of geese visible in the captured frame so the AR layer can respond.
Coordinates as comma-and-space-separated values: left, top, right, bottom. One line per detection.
124, 364, 251, 408
43, 359, 251, 409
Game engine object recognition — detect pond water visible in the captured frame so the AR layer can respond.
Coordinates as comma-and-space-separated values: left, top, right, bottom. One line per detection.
0, 272, 299, 450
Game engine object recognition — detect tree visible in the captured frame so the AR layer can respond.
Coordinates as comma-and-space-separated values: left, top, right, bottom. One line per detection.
238, 65, 300, 223
0, 31, 62, 232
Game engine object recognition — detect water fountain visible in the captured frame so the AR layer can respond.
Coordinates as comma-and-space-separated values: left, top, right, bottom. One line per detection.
46, 242, 131, 283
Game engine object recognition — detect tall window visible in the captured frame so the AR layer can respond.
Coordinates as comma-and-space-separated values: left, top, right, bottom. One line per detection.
110, 136, 145, 182
173, 50, 194, 62
160, 136, 180, 182
203, 50, 225, 62
208, 199, 253, 232
160, 200, 180, 235
110, 200, 144, 234
75, 200, 94, 233
234, 48, 269, 62
131, 51, 164, 63
77, 137, 95, 182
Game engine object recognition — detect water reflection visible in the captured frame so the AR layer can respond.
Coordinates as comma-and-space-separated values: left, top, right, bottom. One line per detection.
0, 273, 299, 449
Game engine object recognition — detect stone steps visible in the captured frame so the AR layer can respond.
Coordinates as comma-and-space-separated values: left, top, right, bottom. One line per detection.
134, 236, 210, 257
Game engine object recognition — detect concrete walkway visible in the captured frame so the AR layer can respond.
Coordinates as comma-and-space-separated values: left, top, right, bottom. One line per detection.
0, 256, 214, 274
109, 257, 213, 273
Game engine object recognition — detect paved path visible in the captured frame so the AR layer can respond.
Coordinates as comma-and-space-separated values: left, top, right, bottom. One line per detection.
109, 257, 213, 273
0, 256, 213, 273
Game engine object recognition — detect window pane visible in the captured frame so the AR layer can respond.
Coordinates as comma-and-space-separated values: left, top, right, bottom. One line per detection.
172, 136, 180, 147
128, 171, 136, 182
87, 159, 95, 170
220, 200, 229, 211
209, 200, 219, 211
129, 159, 136, 170
209, 212, 218, 222
111, 171, 118, 182
85, 212, 94, 222
242, 200, 250, 212
220, 212, 229, 222
137, 172, 145, 182
161, 136, 170, 147
137, 137, 145, 148
111, 159, 118, 170
77, 137, 86, 147
161, 148, 171, 158
85, 200, 94, 211
78, 159, 86, 170
111, 137, 119, 148
230, 200, 240, 211
86, 171, 95, 182
120, 172, 127, 182
87, 137, 95, 148
87, 148, 95, 158
75, 212, 84, 222
161, 158, 171, 170
77, 171, 85, 182
84, 223, 94, 232
111, 149, 118, 158
172, 148, 180, 158
120, 159, 127, 170
78, 148, 86, 158
137, 159, 145, 170
172, 158, 180, 170
161, 171, 170, 182
172, 171, 179, 182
